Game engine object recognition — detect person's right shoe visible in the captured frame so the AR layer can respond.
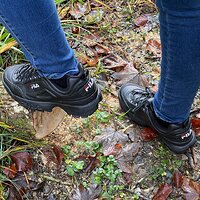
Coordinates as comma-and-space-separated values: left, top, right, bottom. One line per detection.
2, 63, 102, 117
118, 83, 196, 154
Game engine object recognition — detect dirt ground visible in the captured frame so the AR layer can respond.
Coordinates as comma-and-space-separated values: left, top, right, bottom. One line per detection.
0, 0, 200, 200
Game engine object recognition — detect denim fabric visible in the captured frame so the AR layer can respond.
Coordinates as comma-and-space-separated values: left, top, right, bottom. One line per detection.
154, 0, 200, 123
0, 0, 78, 78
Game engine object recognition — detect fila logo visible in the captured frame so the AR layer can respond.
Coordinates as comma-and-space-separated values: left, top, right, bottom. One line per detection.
31, 83, 40, 89
84, 79, 94, 92
181, 129, 192, 140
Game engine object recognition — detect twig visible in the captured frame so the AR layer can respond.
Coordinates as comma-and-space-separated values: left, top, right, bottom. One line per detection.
39, 174, 71, 186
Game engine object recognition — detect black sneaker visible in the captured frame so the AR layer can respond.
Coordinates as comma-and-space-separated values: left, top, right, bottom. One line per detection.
118, 83, 196, 154
2, 63, 102, 117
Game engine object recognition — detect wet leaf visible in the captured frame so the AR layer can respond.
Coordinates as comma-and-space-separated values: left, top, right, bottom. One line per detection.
181, 177, 200, 200
94, 128, 130, 146
140, 127, 157, 141
123, 172, 133, 184
42, 145, 64, 167
94, 128, 140, 174
82, 155, 100, 173
104, 143, 122, 156
146, 39, 161, 57
134, 15, 148, 27
7, 173, 45, 200
173, 170, 183, 188
153, 184, 173, 200
10, 152, 33, 172
70, 183, 102, 200
52, 145, 64, 165
3, 164, 17, 179
191, 118, 200, 137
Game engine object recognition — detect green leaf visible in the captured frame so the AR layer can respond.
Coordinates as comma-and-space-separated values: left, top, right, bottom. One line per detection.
54, 0, 66, 5
66, 165, 75, 176
75, 161, 84, 170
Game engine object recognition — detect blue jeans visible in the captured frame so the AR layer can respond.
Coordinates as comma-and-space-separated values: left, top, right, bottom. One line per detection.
153, 0, 200, 123
0, 0, 78, 79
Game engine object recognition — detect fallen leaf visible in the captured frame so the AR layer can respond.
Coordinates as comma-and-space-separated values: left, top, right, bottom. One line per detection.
146, 39, 161, 57
71, 27, 80, 34
7, 173, 45, 200
134, 15, 148, 27
94, 128, 140, 174
42, 145, 64, 167
95, 45, 109, 55
10, 152, 33, 172
181, 177, 200, 200
82, 33, 101, 47
33, 107, 66, 139
140, 127, 157, 141
104, 143, 122, 156
69, 2, 88, 19
77, 53, 90, 64
191, 118, 200, 137
123, 172, 133, 184
52, 145, 64, 165
87, 56, 99, 67
3, 164, 17, 179
173, 170, 183, 188
69, 183, 102, 200
84, 155, 100, 173
84, 10, 104, 24
153, 184, 173, 200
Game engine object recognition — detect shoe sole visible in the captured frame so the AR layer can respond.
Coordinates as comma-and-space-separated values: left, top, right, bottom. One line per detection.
3, 78, 102, 118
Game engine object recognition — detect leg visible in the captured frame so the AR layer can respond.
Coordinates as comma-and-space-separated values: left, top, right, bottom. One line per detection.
153, 0, 200, 123
0, 0, 102, 117
118, 0, 199, 153
0, 0, 78, 78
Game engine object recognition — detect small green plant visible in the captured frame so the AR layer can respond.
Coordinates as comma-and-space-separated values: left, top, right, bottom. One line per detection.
149, 146, 182, 181
95, 111, 111, 123
65, 160, 85, 176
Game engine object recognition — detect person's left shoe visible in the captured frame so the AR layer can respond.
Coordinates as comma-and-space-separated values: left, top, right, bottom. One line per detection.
118, 83, 196, 154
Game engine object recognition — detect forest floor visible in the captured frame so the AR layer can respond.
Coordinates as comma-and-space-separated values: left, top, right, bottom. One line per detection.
0, 0, 200, 200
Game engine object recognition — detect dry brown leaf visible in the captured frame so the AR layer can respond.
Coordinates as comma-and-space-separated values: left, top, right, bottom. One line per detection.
140, 127, 158, 141
191, 118, 200, 137
173, 170, 183, 188
70, 183, 101, 200
3, 164, 17, 179
146, 39, 161, 57
134, 15, 148, 27
10, 152, 33, 172
33, 107, 66, 139
153, 184, 173, 200
181, 177, 200, 200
